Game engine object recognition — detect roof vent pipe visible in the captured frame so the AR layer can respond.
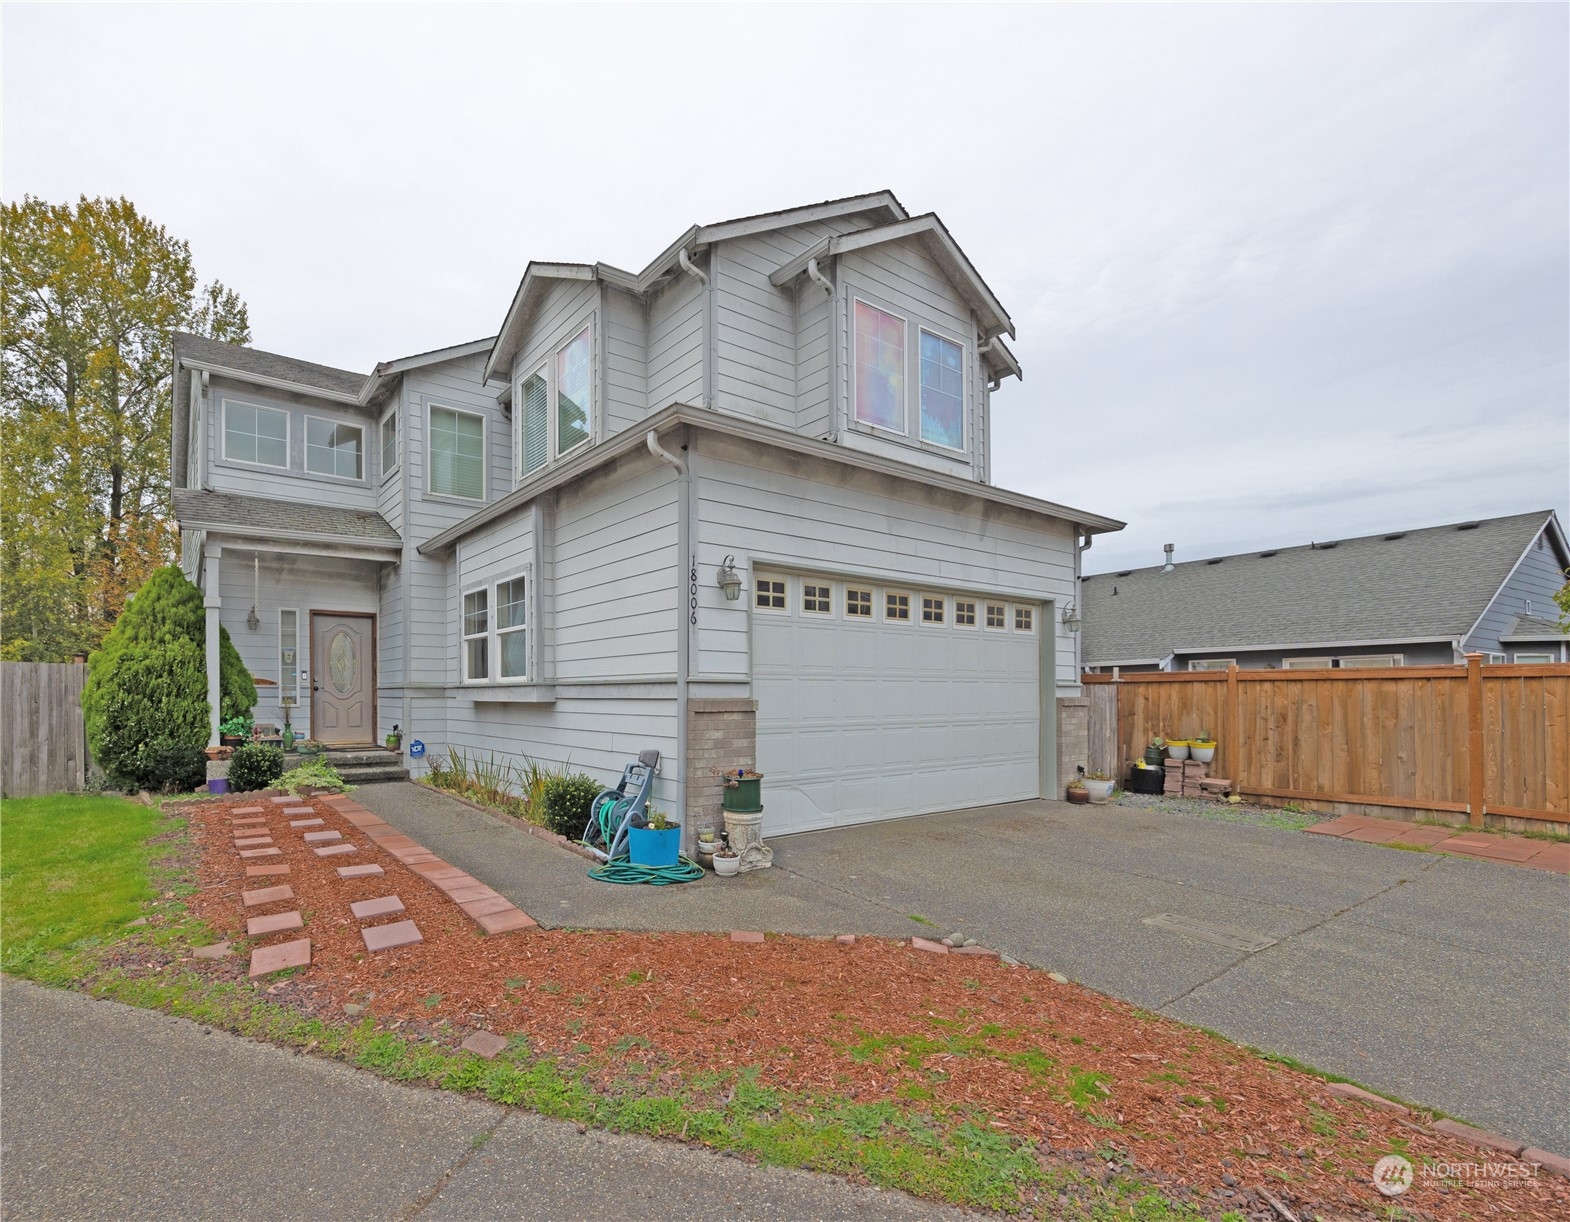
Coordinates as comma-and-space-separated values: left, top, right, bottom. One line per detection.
1162, 543, 1175, 573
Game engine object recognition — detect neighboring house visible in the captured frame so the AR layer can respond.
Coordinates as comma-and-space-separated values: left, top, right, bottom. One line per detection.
172, 191, 1123, 839
1082, 510, 1569, 673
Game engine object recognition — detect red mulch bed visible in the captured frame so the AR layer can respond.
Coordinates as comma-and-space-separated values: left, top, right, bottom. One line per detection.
178, 794, 1570, 1220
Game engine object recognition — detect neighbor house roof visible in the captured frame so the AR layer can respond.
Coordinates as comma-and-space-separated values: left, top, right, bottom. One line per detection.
172, 488, 401, 548
482, 190, 921, 383
1500, 614, 1570, 643
1082, 510, 1567, 666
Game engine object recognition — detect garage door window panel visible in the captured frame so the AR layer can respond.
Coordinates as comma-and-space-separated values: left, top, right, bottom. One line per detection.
802, 582, 833, 615
845, 587, 873, 620
984, 603, 1007, 631
920, 595, 945, 626
756, 577, 787, 612
954, 600, 977, 628
885, 591, 911, 622
1014, 607, 1034, 633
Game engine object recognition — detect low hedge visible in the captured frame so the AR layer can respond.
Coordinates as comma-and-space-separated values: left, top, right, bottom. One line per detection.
228, 744, 284, 792
539, 772, 604, 838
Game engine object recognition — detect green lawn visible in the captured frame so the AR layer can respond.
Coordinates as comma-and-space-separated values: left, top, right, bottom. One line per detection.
1, 793, 163, 978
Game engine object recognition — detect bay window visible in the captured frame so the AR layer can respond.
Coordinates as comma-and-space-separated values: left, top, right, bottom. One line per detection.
852, 299, 967, 450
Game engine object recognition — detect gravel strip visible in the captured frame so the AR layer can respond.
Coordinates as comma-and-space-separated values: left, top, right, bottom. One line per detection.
1113, 790, 1323, 831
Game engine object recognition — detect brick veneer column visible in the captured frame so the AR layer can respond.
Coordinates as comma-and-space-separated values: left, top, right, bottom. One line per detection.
1056, 696, 1089, 798
686, 698, 757, 834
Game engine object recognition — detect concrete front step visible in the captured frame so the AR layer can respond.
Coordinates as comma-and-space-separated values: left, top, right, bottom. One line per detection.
334, 765, 411, 784
321, 748, 402, 768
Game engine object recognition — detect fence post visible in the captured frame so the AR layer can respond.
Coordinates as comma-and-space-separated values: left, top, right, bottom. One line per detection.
1224, 663, 1240, 783
1466, 653, 1484, 828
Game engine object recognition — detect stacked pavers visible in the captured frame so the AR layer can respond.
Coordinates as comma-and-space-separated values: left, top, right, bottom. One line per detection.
231, 800, 311, 977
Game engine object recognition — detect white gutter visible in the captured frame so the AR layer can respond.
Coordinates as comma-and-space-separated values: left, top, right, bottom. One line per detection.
184, 359, 363, 406
646, 430, 691, 852
805, 257, 833, 295
677, 248, 708, 288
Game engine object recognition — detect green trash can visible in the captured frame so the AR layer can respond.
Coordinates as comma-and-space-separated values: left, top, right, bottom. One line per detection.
720, 771, 764, 814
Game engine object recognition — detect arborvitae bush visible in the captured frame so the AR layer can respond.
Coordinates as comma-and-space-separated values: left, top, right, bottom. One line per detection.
228, 743, 284, 792
540, 772, 605, 838
83, 566, 256, 790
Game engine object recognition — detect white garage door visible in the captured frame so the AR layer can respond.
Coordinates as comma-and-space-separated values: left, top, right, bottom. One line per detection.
753, 572, 1042, 836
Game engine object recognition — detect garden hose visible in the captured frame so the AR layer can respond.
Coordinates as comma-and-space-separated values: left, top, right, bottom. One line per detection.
585, 793, 705, 885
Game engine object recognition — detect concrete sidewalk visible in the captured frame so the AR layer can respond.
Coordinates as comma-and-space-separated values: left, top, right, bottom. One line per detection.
354, 782, 1570, 1155
0, 978, 948, 1221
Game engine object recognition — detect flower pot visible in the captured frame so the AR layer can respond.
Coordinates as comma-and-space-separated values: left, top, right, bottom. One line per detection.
1142, 746, 1165, 767
1083, 779, 1114, 804
1128, 765, 1164, 795
627, 824, 681, 868
1166, 741, 1190, 760
1190, 743, 1216, 763
713, 853, 740, 877
721, 772, 763, 813
1066, 787, 1089, 804
208, 777, 229, 796
220, 735, 242, 748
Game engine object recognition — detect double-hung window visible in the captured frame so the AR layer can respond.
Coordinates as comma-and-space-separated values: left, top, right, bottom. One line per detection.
306, 416, 364, 479
519, 367, 549, 477
224, 401, 289, 468
853, 301, 906, 432
430, 406, 485, 499
496, 578, 528, 679
517, 324, 593, 476
918, 330, 964, 449
556, 327, 591, 456
852, 300, 967, 450
462, 590, 489, 681
380, 411, 399, 477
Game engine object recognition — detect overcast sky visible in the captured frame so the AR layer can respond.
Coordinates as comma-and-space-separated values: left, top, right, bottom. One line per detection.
6, 3, 1566, 572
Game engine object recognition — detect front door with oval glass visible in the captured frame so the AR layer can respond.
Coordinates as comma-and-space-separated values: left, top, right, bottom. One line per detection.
311, 613, 376, 746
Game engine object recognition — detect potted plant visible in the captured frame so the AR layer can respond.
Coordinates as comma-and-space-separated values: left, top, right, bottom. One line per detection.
219, 714, 253, 747
203, 744, 233, 761
297, 739, 322, 757
1083, 772, 1114, 804
385, 730, 402, 751
695, 825, 718, 863
1166, 738, 1191, 760
712, 846, 740, 877
1066, 778, 1090, 805
628, 806, 682, 867
1190, 731, 1217, 764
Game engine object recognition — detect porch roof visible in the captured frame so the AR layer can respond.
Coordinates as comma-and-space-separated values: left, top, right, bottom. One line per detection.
173, 489, 401, 549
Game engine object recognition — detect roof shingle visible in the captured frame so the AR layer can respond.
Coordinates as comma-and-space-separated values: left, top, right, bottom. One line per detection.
172, 489, 400, 546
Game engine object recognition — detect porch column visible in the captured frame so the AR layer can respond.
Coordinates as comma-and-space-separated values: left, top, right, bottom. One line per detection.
203, 547, 222, 746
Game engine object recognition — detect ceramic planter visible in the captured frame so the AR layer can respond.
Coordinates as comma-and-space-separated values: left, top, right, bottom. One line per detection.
208, 777, 230, 795
713, 854, 740, 877
1190, 743, 1216, 763
1166, 741, 1190, 760
1066, 787, 1090, 805
1083, 778, 1114, 804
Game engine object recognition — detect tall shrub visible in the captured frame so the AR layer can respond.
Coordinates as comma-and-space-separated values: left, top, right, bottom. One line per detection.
83, 566, 255, 789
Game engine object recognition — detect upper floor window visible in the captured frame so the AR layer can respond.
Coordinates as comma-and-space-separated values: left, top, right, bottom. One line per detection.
557, 327, 591, 456
919, 330, 964, 449
305, 416, 363, 480
430, 405, 485, 500
223, 401, 288, 468
520, 368, 549, 476
854, 301, 906, 432
380, 410, 399, 477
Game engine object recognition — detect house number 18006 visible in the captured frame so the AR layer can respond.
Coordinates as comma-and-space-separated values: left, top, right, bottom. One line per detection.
689, 555, 698, 625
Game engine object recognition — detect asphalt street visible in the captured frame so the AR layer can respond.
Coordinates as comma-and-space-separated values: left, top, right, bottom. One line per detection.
355, 783, 1570, 1154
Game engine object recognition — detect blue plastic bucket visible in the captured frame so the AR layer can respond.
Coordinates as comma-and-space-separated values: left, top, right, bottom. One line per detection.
208, 777, 230, 796
627, 825, 680, 868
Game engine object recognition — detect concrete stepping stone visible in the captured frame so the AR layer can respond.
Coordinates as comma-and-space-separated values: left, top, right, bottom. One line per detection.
246, 864, 290, 877
247, 910, 304, 937
289, 818, 325, 828
242, 884, 295, 907
730, 931, 765, 944
235, 836, 274, 849
231, 806, 266, 815
280, 808, 315, 818
231, 817, 268, 827
238, 847, 283, 859
248, 938, 310, 977
268, 796, 297, 804
362, 920, 423, 952
911, 937, 949, 954
337, 863, 384, 878
192, 942, 232, 959
303, 829, 342, 843
461, 1031, 508, 1059
350, 895, 406, 920
315, 843, 356, 857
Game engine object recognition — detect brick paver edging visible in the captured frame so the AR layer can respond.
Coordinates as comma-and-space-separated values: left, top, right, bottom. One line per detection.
319, 795, 537, 935
1305, 815, 1569, 873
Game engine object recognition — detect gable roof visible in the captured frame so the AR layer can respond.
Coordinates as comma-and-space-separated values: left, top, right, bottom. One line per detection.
172, 488, 401, 548
1082, 510, 1566, 665
1500, 614, 1570, 643
482, 191, 914, 383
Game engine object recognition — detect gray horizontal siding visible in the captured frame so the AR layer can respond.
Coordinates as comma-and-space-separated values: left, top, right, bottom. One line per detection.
604, 285, 648, 433
1466, 528, 1569, 655
646, 271, 704, 410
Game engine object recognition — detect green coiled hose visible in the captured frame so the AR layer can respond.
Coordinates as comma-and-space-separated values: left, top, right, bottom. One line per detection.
584, 793, 705, 885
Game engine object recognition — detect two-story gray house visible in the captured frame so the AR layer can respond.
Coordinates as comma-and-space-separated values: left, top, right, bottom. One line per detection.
172, 192, 1123, 840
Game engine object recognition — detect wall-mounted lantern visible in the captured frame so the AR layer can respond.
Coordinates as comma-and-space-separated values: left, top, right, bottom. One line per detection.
716, 554, 743, 602
1061, 602, 1082, 633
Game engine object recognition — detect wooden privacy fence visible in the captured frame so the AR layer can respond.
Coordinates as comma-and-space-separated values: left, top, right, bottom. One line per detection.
1, 662, 89, 798
1083, 657, 1570, 828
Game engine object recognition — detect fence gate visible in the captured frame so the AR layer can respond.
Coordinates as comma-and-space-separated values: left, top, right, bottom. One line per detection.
1, 662, 89, 797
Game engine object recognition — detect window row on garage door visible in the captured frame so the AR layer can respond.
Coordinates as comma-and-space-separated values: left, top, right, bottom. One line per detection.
753, 572, 1040, 634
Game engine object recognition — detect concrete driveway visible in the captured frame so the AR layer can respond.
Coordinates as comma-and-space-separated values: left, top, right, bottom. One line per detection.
354, 784, 1570, 1155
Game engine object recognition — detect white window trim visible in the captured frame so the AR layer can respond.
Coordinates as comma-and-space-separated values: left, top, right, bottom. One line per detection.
220, 398, 291, 470
303, 413, 366, 482
953, 598, 979, 629
1013, 605, 1036, 634
1337, 654, 1403, 668
1481, 652, 1507, 665
493, 571, 532, 684
1187, 658, 1235, 672
843, 585, 874, 621
916, 325, 968, 452
919, 593, 947, 627
1512, 652, 1554, 664
801, 579, 833, 617
426, 401, 487, 503
553, 324, 594, 461
983, 601, 1008, 632
517, 362, 549, 481
883, 589, 912, 623
278, 608, 300, 709
851, 296, 910, 438
380, 408, 400, 483
1282, 657, 1332, 670
460, 584, 491, 683
753, 574, 789, 614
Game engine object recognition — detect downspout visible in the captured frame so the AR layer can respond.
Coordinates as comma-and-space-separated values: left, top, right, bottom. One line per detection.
647, 431, 690, 849
400, 384, 413, 770
805, 257, 833, 295
678, 249, 712, 409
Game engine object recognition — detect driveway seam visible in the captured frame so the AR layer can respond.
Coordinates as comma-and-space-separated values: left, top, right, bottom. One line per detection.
1155, 857, 1441, 1009
402, 1111, 511, 1219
